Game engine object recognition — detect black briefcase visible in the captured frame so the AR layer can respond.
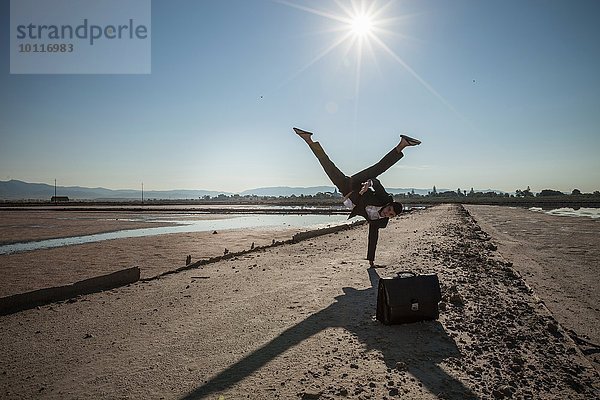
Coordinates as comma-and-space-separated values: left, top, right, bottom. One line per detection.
376, 272, 441, 325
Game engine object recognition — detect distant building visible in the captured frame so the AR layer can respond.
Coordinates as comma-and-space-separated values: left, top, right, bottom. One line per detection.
51, 196, 69, 202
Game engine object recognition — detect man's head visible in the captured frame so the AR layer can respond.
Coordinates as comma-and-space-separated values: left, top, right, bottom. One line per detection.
379, 202, 403, 218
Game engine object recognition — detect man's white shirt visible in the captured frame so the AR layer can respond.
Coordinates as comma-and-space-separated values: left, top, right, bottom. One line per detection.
342, 198, 383, 220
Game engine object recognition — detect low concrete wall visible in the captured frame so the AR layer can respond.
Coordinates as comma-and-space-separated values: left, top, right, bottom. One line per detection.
292, 220, 365, 242
0, 266, 140, 316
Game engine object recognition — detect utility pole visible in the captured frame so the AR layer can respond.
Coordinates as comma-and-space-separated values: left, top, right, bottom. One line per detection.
54, 179, 57, 203
141, 182, 144, 204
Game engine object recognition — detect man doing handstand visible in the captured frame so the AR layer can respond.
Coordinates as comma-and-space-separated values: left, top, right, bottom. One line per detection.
293, 127, 421, 267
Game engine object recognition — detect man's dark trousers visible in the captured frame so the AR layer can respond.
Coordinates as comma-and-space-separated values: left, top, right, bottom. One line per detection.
307, 141, 404, 200
306, 141, 404, 262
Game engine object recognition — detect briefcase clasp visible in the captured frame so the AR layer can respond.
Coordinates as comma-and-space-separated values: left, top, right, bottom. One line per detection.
411, 301, 419, 311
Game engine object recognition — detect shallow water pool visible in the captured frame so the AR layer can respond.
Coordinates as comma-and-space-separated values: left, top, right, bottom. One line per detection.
0, 213, 352, 255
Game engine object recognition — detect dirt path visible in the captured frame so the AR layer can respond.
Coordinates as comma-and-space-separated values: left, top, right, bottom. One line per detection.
465, 204, 600, 371
0, 204, 597, 399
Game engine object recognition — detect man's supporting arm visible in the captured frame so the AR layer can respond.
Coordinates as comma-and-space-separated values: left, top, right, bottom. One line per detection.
367, 219, 390, 266
367, 222, 380, 264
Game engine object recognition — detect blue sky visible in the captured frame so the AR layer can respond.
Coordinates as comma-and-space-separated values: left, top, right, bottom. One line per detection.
1, 0, 599, 193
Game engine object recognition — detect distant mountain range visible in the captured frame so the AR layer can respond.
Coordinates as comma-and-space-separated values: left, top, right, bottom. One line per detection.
0, 180, 503, 200
0, 180, 224, 200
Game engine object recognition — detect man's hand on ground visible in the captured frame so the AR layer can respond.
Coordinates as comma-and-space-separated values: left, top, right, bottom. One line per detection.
369, 260, 387, 268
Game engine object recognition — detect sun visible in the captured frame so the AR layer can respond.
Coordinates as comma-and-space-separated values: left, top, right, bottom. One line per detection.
275, 0, 458, 117
350, 14, 373, 36
275, 0, 387, 74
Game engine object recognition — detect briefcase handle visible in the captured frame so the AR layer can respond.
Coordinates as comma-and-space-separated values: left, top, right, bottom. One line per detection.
396, 271, 417, 278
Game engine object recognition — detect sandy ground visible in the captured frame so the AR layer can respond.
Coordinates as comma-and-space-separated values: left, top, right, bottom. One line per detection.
0, 204, 598, 399
0, 210, 321, 297
464, 205, 600, 370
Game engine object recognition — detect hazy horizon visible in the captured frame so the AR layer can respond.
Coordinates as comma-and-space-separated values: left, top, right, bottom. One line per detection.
1, 178, 591, 196
2, 0, 599, 193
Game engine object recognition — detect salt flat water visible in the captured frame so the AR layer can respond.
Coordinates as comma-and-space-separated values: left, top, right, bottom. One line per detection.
0, 213, 351, 255
529, 207, 600, 219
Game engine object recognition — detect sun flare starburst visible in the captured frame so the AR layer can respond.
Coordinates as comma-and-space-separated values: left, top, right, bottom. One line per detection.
276, 0, 458, 118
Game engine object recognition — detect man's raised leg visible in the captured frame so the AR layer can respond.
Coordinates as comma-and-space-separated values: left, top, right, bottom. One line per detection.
294, 128, 351, 195
350, 134, 421, 189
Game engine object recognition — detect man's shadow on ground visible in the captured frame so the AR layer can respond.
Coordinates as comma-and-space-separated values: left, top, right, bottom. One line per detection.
181, 268, 476, 399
